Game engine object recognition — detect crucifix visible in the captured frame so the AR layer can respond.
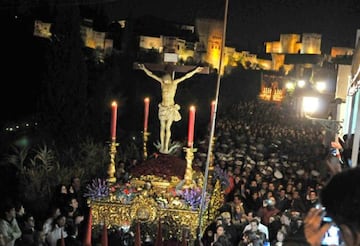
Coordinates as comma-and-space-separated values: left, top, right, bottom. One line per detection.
134, 61, 209, 154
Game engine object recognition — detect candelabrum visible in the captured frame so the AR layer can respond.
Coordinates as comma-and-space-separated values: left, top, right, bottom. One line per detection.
183, 146, 197, 188
107, 139, 118, 184
143, 131, 150, 160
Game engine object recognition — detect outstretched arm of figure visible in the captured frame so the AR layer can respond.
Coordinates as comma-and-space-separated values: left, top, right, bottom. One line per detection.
174, 66, 204, 84
138, 64, 163, 83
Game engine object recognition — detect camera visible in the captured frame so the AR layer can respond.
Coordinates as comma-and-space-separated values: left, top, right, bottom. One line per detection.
330, 148, 337, 157
321, 223, 342, 246
318, 209, 342, 245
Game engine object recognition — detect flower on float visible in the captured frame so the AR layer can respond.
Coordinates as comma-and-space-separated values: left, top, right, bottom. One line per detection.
84, 178, 110, 200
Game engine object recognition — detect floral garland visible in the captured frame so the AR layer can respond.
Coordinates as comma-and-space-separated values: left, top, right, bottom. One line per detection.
84, 178, 209, 210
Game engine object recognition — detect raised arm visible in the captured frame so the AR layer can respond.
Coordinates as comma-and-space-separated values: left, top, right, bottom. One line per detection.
138, 64, 163, 83
174, 66, 204, 84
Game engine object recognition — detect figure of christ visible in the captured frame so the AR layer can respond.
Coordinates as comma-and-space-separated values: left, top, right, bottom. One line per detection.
138, 64, 203, 154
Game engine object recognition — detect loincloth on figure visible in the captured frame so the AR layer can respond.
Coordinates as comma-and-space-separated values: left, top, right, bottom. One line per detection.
158, 104, 181, 122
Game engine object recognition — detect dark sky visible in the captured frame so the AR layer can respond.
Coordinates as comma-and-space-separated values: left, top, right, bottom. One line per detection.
1, 0, 359, 123
105, 0, 360, 52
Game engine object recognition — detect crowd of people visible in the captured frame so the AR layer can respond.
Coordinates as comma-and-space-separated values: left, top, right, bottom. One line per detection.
0, 177, 88, 246
1, 100, 359, 246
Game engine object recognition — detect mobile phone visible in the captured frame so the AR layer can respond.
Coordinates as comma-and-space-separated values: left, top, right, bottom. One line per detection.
321, 217, 342, 246
330, 148, 337, 157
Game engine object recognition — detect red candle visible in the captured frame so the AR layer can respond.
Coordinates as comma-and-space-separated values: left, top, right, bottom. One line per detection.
187, 106, 196, 147
210, 100, 216, 124
110, 101, 118, 140
144, 97, 150, 132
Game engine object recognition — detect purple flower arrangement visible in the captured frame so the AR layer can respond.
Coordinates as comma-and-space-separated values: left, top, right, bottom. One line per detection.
84, 178, 110, 200
213, 165, 230, 189
179, 187, 204, 210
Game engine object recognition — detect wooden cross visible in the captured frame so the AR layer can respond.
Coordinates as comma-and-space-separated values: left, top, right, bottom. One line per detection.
133, 62, 209, 77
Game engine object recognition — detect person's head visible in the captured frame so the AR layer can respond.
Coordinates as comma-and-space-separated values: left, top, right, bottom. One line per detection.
1, 200, 16, 220
68, 197, 79, 209
58, 184, 68, 194
243, 230, 259, 244
308, 190, 318, 201
70, 176, 81, 191
276, 229, 287, 242
54, 214, 66, 228
15, 201, 25, 216
320, 167, 360, 246
221, 212, 232, 225
233, 194, 243, 205
24, 213, 35, 229
249, 218, 259, 232
215, 224, 225, 236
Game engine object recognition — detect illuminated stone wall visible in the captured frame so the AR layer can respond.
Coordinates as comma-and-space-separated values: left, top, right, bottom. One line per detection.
280, 34, 301, 53
330, 47, 354, 57
139, 36, 162, 51
301, 33, 322, 54
195, 18, 223, 70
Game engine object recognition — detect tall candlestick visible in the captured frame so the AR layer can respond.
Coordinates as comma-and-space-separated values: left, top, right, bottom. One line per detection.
210, 100, 216, 124
144, 97, 150, 132
110, 101, 118, 140
187, 106, 196, 147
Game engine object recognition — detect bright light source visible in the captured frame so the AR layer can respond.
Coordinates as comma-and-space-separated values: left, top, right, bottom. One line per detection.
302, 97, 319, 114
315, 81, 326, 92
298, 80, 306, 88
286, 82, 295, 90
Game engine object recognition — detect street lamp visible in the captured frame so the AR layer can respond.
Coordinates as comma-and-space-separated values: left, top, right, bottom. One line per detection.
302, 96, 343, 145
302, 96, 319, 114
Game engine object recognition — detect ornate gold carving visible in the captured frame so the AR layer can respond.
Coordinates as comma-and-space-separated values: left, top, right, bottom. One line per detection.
129, 196, 158, 223
183, 147, 197, 188
107, 140, 118, 184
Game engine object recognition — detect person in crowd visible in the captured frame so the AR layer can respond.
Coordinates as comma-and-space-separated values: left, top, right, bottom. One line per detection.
32, 230, 48, 246
68, 177, 86, 214
276, 188, 290, 212
46, 214, 67, 246
52, 184, 68, 210
243, 215, 269, 240
65, 197, 84, 227
288, 190, 306, 215
212, 224, 226, 243
239, 230, 263, 246
273, 227, 288, 246
304, 189, 319, 211
42, 206, 61, 237
57, 223, 81, 246
257, 196, 280, 226
220, 212, 239, 246
19, 213, 37, 246
245, 191, 263, 214
231, 203, 247, 227
212, 234, 232, 246
0, 200, 22, 246
301, 167, 360, 246
14, 202, 26, 233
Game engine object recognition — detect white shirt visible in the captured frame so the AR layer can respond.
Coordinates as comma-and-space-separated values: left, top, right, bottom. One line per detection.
243, 223, 269, 239
46, 225, 68, 246
0, 218, 22, 246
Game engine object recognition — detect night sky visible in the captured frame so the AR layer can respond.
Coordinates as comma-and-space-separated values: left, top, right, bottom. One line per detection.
105, 0, 360, 52
1, 0, 360, 123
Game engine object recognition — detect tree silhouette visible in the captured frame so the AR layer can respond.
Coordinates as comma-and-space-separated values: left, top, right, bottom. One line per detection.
38, 2, 89, 147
